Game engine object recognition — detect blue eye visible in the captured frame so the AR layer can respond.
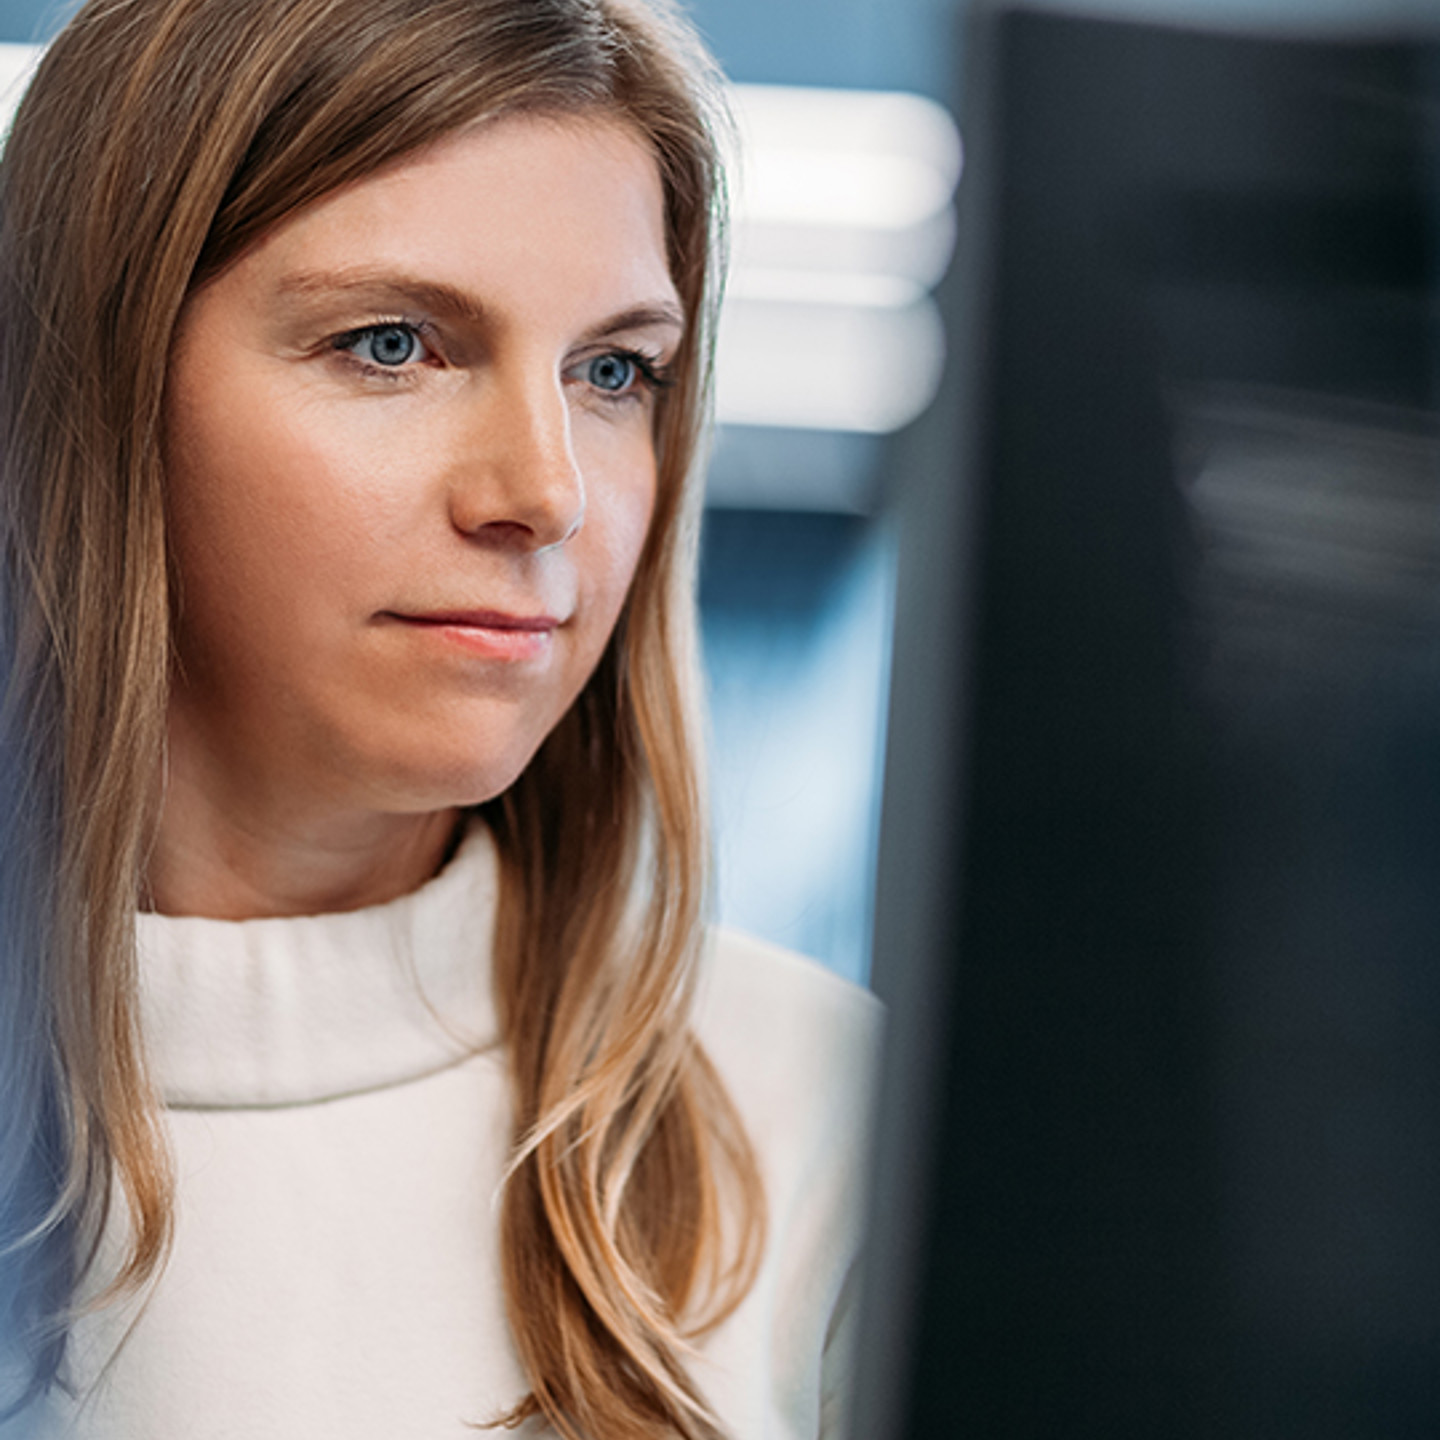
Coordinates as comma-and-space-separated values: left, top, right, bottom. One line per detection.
587, 352, 638, 393
343, 323, 425, 367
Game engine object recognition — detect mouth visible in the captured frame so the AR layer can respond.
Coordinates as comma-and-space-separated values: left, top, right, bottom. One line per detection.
397, 608, 559, 631
383, 608, 561, 661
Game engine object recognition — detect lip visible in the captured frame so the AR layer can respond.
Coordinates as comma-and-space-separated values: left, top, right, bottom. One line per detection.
385, 608, 560, 662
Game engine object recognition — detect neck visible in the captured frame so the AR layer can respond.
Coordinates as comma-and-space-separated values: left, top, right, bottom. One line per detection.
145, 722, 463, 920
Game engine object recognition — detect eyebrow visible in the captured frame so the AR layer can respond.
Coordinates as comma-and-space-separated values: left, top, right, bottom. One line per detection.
275, 267, 685, 340
277, 268, 488, 324
578, 303, 686, 345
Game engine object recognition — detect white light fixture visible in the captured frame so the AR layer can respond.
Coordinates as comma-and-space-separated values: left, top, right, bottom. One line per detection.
728, 84, 962, 236
718, 83, 962, 436
0, 43, 39, 137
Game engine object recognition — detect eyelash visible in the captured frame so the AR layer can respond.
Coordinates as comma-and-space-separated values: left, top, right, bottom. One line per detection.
329, 322, 675, 402
330, 319, 434, 378
579, 348, 675, 401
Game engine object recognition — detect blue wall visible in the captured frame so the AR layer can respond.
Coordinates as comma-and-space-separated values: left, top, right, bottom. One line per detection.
687, 0, 957, 97
0, 0, 65, 42
700, 513, 894, 986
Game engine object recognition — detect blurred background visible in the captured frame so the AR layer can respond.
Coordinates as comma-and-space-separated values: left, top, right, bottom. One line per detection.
1, 4, 1435, 976
7, 1, 1440, 1430
641, 0, 966, 985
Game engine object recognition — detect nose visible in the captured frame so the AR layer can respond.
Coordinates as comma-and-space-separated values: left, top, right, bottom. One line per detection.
446, 365, 585, 551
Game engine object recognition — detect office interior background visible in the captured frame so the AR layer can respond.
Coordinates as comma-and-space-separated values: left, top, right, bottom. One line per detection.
2, 1, 1439, 1434
0, 0, 1426, 993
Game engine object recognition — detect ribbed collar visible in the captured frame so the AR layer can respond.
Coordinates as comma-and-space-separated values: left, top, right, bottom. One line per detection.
135, 824, 501, 1110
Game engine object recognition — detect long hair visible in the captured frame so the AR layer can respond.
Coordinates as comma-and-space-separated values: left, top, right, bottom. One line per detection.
0, 1, 764, 1434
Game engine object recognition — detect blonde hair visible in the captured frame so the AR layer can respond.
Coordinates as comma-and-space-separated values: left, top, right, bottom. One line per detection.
0, 0, 763, 1434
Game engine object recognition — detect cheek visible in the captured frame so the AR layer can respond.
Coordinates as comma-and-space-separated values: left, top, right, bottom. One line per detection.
171, 388, 339, 540
164, 387, 407, 643
580, 446, 658, 621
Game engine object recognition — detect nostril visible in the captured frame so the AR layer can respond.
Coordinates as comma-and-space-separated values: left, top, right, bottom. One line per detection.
463, 518, 540, 550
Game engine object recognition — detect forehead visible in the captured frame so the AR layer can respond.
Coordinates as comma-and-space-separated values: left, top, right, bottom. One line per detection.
216, 112, 679, 325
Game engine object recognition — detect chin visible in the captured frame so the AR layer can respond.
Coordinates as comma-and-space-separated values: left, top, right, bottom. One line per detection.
365, 737, 551, 816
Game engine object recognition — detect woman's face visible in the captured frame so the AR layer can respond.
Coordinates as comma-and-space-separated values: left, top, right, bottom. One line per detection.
164, 113, 680, 822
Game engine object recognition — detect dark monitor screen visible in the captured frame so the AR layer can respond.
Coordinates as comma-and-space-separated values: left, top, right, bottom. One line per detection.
857, 8, 1440, 1438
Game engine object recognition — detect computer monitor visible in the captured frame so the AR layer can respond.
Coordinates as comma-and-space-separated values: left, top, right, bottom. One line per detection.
856, 8, 1440, 1437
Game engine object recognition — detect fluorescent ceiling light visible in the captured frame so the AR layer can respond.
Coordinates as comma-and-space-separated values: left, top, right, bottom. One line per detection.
728, 85, 962, 231
726, 268, 926, 310
715, 296, 945, 435
0, 43, 39, 135
719, 84, 962, 435
736, 150, 956, 233
730, 208, 956, 297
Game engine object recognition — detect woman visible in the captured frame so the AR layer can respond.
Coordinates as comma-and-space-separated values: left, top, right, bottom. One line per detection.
0, 0, 881, 1436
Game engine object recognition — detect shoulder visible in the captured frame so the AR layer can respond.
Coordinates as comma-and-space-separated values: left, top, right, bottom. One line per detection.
697, 926, 883, 1064
695, 927, 884, 1166
690, 930, 884, 1431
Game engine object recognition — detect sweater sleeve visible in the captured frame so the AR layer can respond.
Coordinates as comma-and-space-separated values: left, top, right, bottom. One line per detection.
696, 928, 885, 1439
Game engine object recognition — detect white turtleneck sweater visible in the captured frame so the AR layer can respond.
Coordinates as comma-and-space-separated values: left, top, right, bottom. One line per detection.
10, 824, 882, 1439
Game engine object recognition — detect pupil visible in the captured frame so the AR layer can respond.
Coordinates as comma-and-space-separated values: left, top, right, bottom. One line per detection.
372, 326, 414, 365
590, 354, 633, 392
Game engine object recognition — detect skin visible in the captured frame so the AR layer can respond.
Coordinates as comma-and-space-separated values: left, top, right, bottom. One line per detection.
148, 113, 683, 919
